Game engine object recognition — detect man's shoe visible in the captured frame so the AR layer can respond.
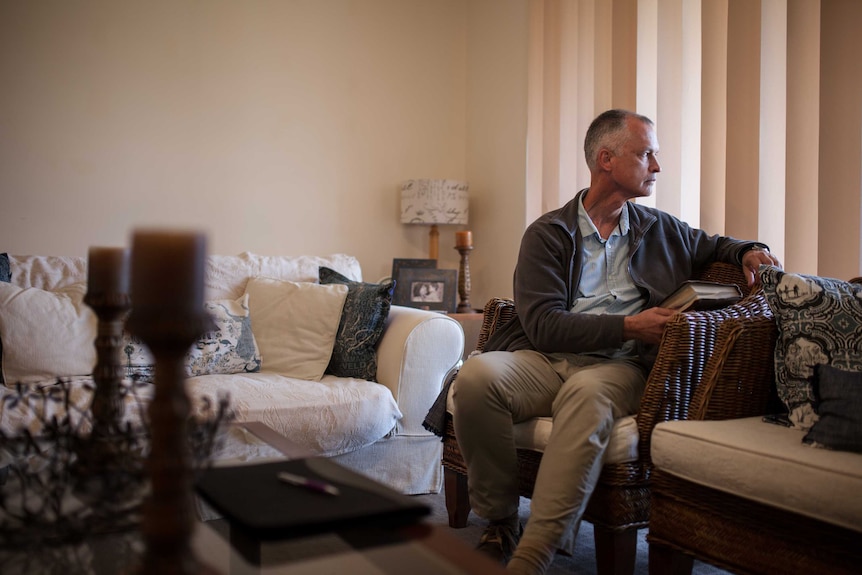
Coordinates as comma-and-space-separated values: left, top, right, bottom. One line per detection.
476, 520, 523, 565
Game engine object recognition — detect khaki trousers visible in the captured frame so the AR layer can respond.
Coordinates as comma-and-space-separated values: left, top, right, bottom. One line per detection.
452, 350, 646, 553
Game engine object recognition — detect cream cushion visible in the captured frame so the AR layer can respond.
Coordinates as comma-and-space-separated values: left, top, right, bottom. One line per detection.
187, 372, 401, 457
0, 283, 96, 384
244, 277, 348, 381
652, 417, 862, 533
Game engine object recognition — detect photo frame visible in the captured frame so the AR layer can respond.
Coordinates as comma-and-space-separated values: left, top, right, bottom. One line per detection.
391, 258, 436, 283
393, 267, 458, 313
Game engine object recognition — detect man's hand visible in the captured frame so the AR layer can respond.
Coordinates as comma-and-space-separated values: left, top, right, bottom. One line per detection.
623, 307, 678, 344
742, 248, 782, 286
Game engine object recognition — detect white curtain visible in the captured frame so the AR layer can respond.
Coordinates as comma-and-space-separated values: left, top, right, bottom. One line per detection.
525, 0, 862, 279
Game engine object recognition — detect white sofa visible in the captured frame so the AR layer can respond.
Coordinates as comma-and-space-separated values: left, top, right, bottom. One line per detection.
0, 252, 464, 494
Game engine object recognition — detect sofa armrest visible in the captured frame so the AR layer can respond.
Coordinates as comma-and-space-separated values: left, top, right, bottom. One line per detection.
376, 305, 464, 436
636, 292, 777, 463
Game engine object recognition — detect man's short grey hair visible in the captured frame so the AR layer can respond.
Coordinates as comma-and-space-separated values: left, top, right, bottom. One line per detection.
584, 109, 654, 171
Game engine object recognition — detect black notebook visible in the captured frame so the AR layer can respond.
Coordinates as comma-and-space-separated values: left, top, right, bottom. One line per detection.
195, 458, 430, 540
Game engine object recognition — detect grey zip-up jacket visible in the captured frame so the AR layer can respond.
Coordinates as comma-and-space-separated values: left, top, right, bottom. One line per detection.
484, 189, 766, 369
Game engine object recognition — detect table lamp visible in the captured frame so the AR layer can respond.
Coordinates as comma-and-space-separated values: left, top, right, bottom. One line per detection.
400, 179, 469, 259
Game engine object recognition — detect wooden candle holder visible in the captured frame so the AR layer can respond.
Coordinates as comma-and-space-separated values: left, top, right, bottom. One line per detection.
84, 291, 131, 439
127, 230, 216, 575
127, 310, 213, 574
455, 245, 477, 313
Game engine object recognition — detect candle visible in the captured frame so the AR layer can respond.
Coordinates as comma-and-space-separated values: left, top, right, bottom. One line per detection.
455, 230, 473, 249
130, 230, 207, 312
87, 247, 131, 296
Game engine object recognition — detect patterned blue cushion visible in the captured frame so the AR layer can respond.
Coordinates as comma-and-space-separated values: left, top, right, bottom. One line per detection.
187, 294, 261, 376
319, 267, 394, 382
761, 266, 862, 429
804, 364, 862, 453
124, 295, 262, 381
0, 253, 9, 385
0, 253, 9, 283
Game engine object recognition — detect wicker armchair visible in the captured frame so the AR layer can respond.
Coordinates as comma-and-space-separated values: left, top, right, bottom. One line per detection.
441, 262, 778, 575
646, 278, 862, 575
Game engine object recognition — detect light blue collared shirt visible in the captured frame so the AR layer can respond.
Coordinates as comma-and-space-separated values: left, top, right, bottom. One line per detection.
572, 197, 646, 357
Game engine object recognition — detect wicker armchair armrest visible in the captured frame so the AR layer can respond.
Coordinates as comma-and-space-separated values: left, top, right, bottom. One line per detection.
635, 292, 777, 464
475, 297, 516, 353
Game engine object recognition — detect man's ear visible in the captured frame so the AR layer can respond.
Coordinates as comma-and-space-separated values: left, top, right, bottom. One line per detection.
597, 148, 614, 171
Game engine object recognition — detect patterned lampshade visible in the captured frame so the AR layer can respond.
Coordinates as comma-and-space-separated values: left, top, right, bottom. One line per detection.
400, 179, 469, 225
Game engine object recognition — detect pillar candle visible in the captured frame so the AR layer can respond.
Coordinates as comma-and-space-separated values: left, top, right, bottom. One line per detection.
130, 230, 207, 312
455, 230, 473, 248
87, 247, 131, 296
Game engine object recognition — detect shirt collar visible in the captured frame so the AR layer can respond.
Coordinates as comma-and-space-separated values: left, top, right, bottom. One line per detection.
577, 195, 630, 239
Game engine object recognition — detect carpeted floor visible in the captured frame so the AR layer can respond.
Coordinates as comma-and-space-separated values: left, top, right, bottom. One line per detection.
412, 491, 729, 575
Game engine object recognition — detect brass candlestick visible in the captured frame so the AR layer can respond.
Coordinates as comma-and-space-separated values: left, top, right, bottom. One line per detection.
455, 243, 477, 313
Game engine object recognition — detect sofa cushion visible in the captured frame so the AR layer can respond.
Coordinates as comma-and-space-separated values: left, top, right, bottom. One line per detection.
122, 333, 154, 383
0, 376, 151, 437
186, 372, 402, 457
319, 266, 394, 382
0, 253, 9, 283
760, 266, 862, 429
187, 294, 262, 377
122, 294, 263, 382
7, 253, 361, 299
0, 282, 96, 385
652, 417, 862, 533
205, 252, 362, 300
804, 364, 862, 453
6, 255, 87, 292
244, 277, 348, 381
0, 253, 9, 385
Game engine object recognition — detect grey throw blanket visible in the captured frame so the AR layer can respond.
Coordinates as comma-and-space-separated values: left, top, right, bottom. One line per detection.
421, 367, 459, 437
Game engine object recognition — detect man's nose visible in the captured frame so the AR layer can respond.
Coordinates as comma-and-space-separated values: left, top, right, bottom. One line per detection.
650, 156, 661, 172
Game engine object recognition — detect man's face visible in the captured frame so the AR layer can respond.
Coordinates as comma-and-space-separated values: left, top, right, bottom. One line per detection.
608, 118, 661, 198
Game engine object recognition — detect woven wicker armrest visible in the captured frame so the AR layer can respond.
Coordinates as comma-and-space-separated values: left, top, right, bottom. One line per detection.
475, 297, 516, 353
635, 292, 777, 463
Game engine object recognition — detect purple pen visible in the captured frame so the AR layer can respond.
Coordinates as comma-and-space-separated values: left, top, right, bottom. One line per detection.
277, 471, 341, 496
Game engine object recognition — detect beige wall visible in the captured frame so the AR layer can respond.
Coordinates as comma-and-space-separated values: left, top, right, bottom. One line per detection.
465, 0, 530, 307
0, 0, 493, 287
2, 0, 861, 305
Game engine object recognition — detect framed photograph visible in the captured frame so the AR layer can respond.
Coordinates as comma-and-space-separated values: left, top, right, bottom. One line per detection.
393, 267, 458, 313
391, 258, 436, 282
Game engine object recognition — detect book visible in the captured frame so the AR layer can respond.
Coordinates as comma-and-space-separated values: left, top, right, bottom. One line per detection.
659, 280, 743, 312
195, 457, 430, 541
